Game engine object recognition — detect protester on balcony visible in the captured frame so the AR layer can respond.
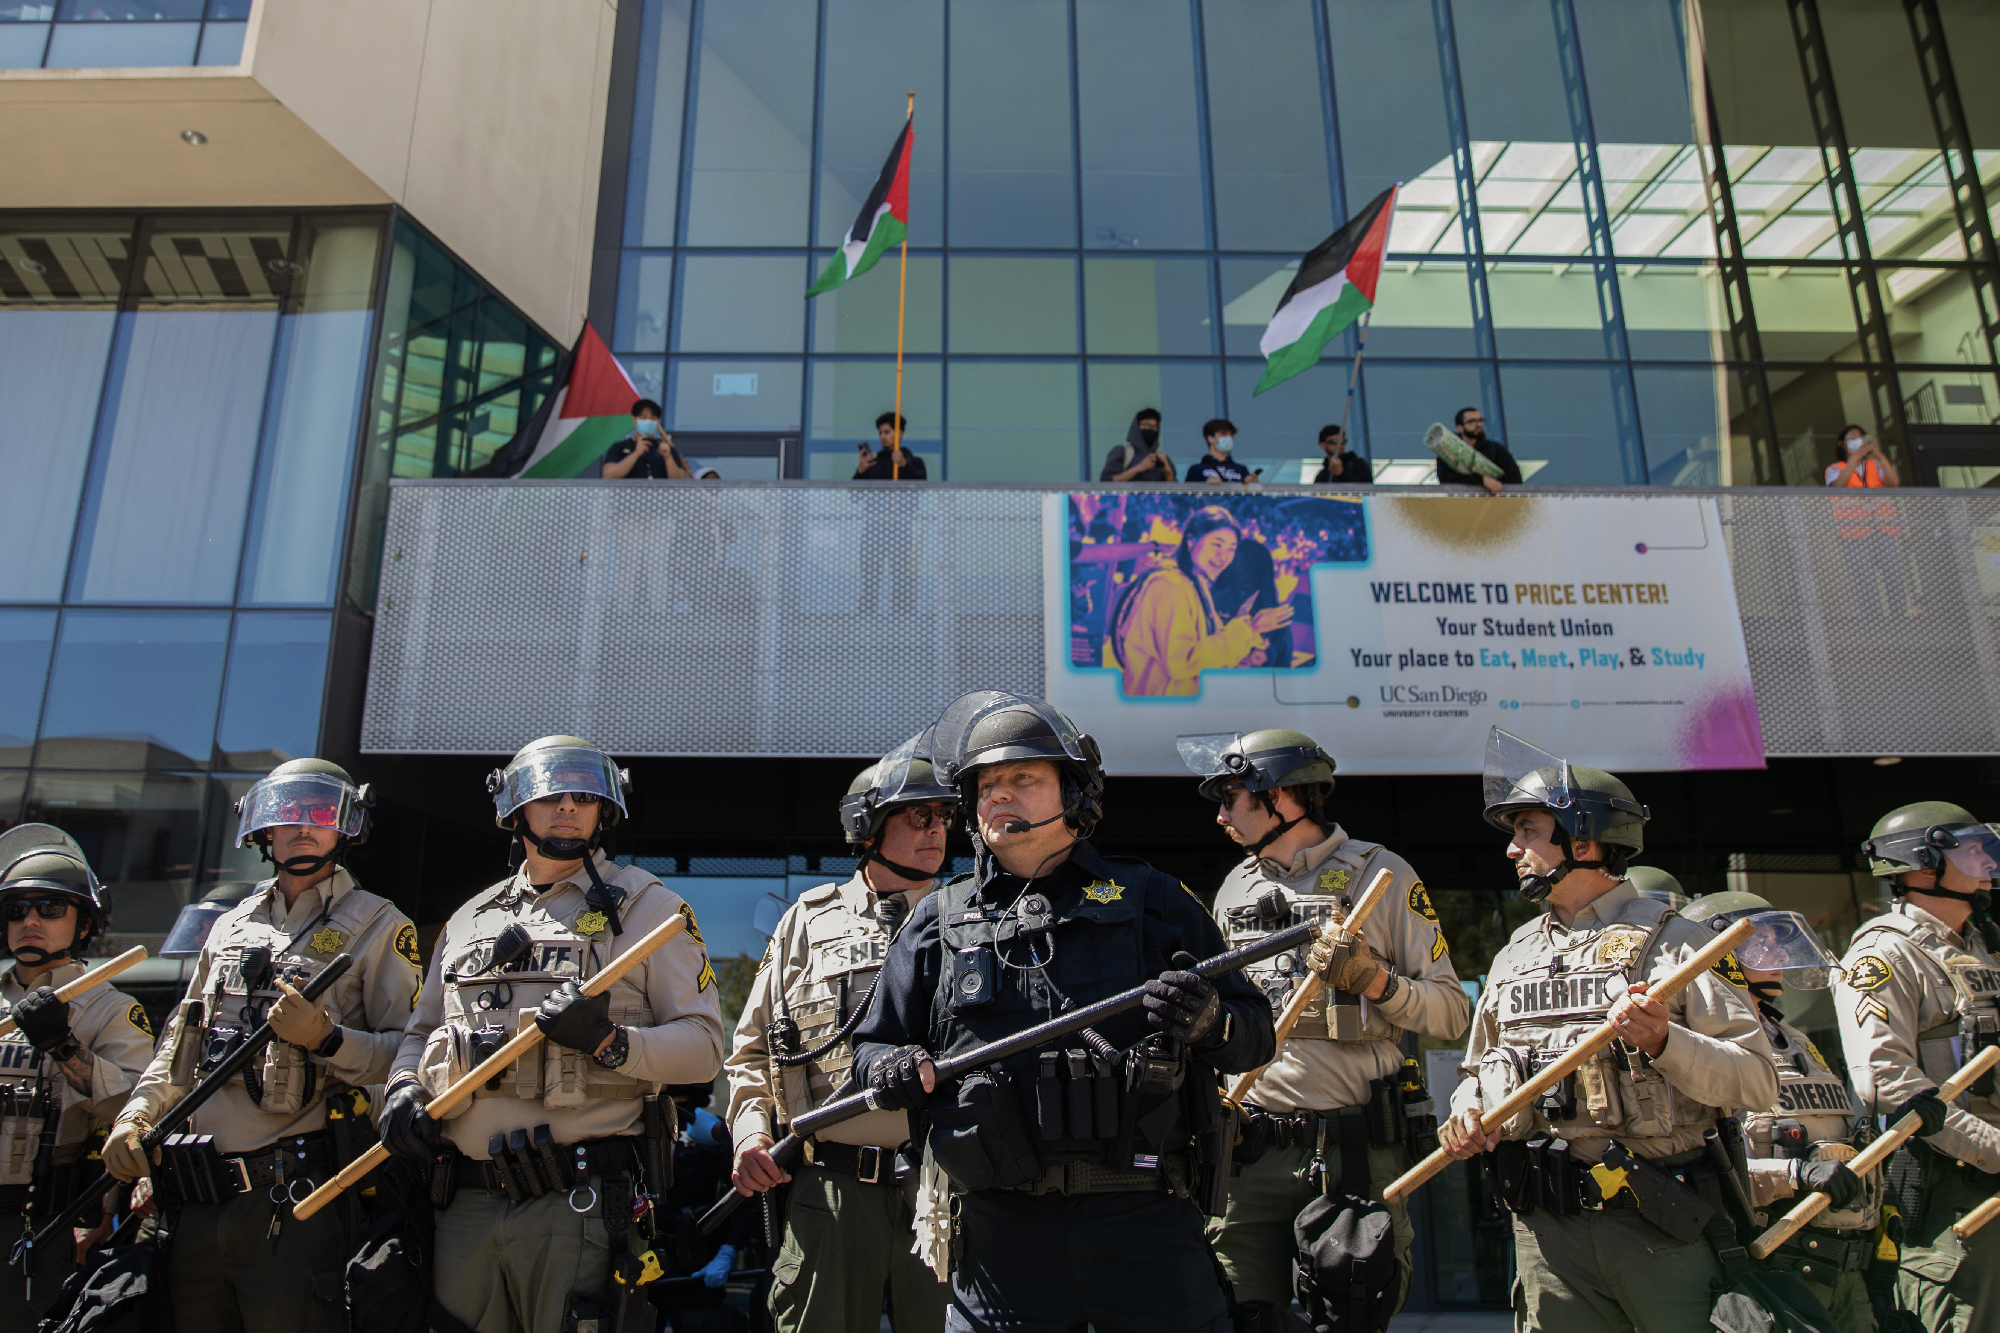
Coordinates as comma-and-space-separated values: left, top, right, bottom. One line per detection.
602, 398, 693, 479
1824, 424, 1900, 488
1436, 408, 1522, 493
854, 412, 927, 479
1187, 418, 1255, 485
1312, 424, 1372, 484
1100, 407, 1176, 482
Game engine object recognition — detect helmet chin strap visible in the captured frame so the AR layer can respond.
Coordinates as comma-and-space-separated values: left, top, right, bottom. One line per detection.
1242, 791, 1307, 859
1747, 979, 1785, 1022
1514, 827, 1609, 902
278, 851, 340, 877
10, 944, 70, 968
516, 822, 624, 935
858, 837, 936, 886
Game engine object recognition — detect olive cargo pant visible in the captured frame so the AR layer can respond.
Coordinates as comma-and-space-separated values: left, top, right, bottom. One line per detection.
1205, 1142, 1414, 1309
168, 1187, 348, 1333
768, 1163, 948, 1333
1894, 1166, 2000, 1333
1513, 1207, 1723, 1333
433, 1176, 627, 1333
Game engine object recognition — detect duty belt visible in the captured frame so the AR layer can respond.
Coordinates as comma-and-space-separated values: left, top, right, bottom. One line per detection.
1246, 1104, 1366, 1151
155, 1130, 336, 1207
451, 1134, 637, 1198
803, 1140, 913, 1186
1003, 1152, 1191, 1197
1764, 1228, 1873, 1279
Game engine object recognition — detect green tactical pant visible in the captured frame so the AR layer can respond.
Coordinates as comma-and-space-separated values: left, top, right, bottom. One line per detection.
434, 1176, 630, 1333
1894, 1165, 2000, 1333
769, 1163, 949, 1333
1513, 1207, 1722, 1333
1800, 1266, 1872, 1333
1205, 1142, 1414, 1310
168, 1187, 349, 1333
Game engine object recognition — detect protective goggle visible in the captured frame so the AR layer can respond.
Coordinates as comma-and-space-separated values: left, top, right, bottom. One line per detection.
489, 746, 629, 822
235, 773, 367, 847
1700, 908, 1842, 990
0, 898, 72, 922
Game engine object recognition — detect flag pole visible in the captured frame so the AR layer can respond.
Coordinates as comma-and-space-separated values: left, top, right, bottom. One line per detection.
1336, 309, 1371, 447
893, 92, 913, 480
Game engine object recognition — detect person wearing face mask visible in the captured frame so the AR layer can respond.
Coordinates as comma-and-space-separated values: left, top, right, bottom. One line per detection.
1185, 730, 1468, 1316
1100, 409, 1176, 483
1187, 418, 1255, 485
1437, 729, 1777, 1333
1825, 425, 1911, 619
1835, 802, 2000, 1333
104, 760, 422, 1333
1110, 506, 1295, 697
603, 397, 693, 479
850, 691, 1275, 1333
724, 737, 953, 1333
1678, 889, 1877, 1333
0, 829, 153, 1328
1824, 425, 1900, 489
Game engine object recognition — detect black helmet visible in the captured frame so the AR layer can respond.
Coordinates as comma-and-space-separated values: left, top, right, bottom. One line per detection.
840, 732, 957, 847
0, 825, 107, 964
929, 691, 1104, 839
1863, 801, 1999, 890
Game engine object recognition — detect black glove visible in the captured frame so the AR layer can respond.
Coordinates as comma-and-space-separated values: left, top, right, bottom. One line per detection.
13, 986, 72, 1055
867, 1044, 932, 1112
534, 980, 616, 1055
1143, 951, 1221, 1047
1889, 1089, 1948, 1139
1797, 1159, 1862, 1210
379, 1081, 438, 1162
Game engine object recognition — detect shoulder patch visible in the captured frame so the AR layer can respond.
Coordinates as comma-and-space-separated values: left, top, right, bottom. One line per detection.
696, 955, 716, 992
676, 902, 706, 947
1711, 952, 1749, 989
126, 1003, 152, 1038
1408, 881, 1439, 925
1082, 880, 1125, 905
1598, 927, 1648, 973
1848, 954, 1894, 993
759, 937, 774, 971
392, 923, 422, 969
1318, 866, 1352, 895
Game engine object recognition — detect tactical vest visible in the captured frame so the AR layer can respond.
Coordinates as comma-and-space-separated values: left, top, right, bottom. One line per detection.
1479, 905, 1701, 1143
1746, 1016, 1878, 1232
165, 882, 393, 1118
0, 1027, 54, 1187
773, 885, 899, 1116
1856, 912, 2000, 1116
1218, 842, 1400, 1045
417, 883, 655, 1111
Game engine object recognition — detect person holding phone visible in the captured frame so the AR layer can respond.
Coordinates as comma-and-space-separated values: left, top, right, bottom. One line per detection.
854, 412, 928, 480
1824, 424, 1900, 488
603, 398, 693, 479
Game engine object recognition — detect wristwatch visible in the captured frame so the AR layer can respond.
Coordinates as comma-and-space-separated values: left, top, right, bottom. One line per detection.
1375, 969, 1402, 1004
593, 1026, 631, 1070
313, 1026, 346, 1060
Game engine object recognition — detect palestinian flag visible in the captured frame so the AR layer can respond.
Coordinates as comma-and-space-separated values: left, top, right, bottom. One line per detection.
807, 116, 911, 297
1254, 184, 1399, 395
500, 323, 641, 478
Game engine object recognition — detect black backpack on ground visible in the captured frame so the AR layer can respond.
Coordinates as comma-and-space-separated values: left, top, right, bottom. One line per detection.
1292, 1191, 1399, 1333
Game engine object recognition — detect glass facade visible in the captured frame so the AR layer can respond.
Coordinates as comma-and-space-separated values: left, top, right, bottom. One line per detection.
0, 209, 378, 955
0, 0, 248, 70
600, 0, 2000, 486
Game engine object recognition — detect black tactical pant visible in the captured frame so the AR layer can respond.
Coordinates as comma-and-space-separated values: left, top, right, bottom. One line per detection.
947, 1188, 1233, 1333
169, 1188, 348, 1333
0, 1231, 75, 1333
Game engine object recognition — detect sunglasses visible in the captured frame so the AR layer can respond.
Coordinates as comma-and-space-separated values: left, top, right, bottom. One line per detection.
269, 801, 347, 828
898, 804, 956, 830
530, 791, 604, 806
2, 898, 72, 922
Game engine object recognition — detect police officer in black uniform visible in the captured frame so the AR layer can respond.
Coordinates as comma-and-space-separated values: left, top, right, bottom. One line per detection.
851, 691, 1276, 1333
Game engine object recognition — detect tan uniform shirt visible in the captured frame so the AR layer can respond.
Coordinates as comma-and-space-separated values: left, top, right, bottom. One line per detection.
121, 870, 422, 1153
726, 873, 932, 1153
1211, 826, 1469, 1113
1835, 900, 2000, 1174
0, 962, 155, 1176
1737, 1011, 1880, 1229
1449, 880, 1778, 1162
390, 855, 725, 1159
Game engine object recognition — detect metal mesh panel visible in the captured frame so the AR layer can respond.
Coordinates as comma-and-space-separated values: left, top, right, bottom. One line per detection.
362, 482, 1044, 757
363, 482, 2000, 762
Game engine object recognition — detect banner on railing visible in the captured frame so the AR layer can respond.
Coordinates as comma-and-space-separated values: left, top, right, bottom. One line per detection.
1044, 491, 1763, 775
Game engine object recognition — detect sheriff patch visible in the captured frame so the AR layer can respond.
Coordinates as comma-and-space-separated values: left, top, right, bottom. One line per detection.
1776, 1079, 1855, 1114
393, 924, 422, 969
310, 927, 345, 956
1318, 867, 1352, 895
677, 902, 707, 946
1711, 952, 1749, 989
126, 1003, 152, 1038
574, 910, 609, 938
1408, 882, 1439, 925
1848, 955, 1893, 993
1597, 928, 1647, 974
1082, 881, 1125, 905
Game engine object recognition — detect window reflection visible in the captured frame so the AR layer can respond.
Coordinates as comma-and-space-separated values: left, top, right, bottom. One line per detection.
215, 612, 330, 770
669, 359, 801, 432
677, 254, 806, 353
1360, 361, 1501, 481
1634, 365, 1728, 485
1328, 1, 1454, 231
682, 0, 815, 246
946, 362, 1079, 481
1085, 362, 1220, 477
1083, 258, 1214, 356
812, 253, 940, 354
1076, 0, 1206, 251
0, 301, 116, 600
614, 252, 672, 353
0, 611, 58, 767
949, 0, 1075, 249
948, 258, 1076, 355
1203, 0, 1331, 252
38, 610, 229, 771
1498, 363, 1645, 485
26, 769, 203, 951
808, 359, 941, 471
817, 0, 942, 248
623, 0, 693, 248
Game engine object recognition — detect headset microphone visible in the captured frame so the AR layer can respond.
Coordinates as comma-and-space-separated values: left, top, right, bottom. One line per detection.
1001, 811, 1067, 835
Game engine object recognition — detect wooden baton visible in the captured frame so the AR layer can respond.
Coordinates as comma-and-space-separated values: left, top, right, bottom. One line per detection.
291, 911, 690, 1221
1953, 1188, 2000, 1241
1226, 867, 1397, 1104
1754, 1041, 2000, 1258
1384, 916, 1756, 1204
0, 946, 148, 1040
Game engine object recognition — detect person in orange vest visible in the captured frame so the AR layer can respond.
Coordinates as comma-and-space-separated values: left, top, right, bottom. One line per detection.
1824, 425, 1911, 616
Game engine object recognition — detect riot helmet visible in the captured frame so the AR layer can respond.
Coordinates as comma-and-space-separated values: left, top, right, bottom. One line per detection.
1625, 865, 1688, 909
235, 759, 374, 878
839, 731, 957, 884
0, 825, 106, 966
1179, 729, 1336, 857
929, 691, 1104, 840
1682, 891, 1841, 996
1482, 728, 1647, 901
1863, 801, 1999, 903
487, 736, 633, 931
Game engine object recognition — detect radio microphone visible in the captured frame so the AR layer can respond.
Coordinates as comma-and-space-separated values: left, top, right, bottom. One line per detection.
1001, 811, 1066, 835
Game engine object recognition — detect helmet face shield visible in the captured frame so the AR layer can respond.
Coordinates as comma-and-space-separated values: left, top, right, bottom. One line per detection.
1703, 909, 1841, 989
1938, 823, 2000, 881
236, 773, 365, 848
489, 746, 629, 822
1177, 732, 1250, 801
840, 731, 958, 844
1481, 727, 1647, 844
160, 899, 236, 958
930, 691, 1093, 786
